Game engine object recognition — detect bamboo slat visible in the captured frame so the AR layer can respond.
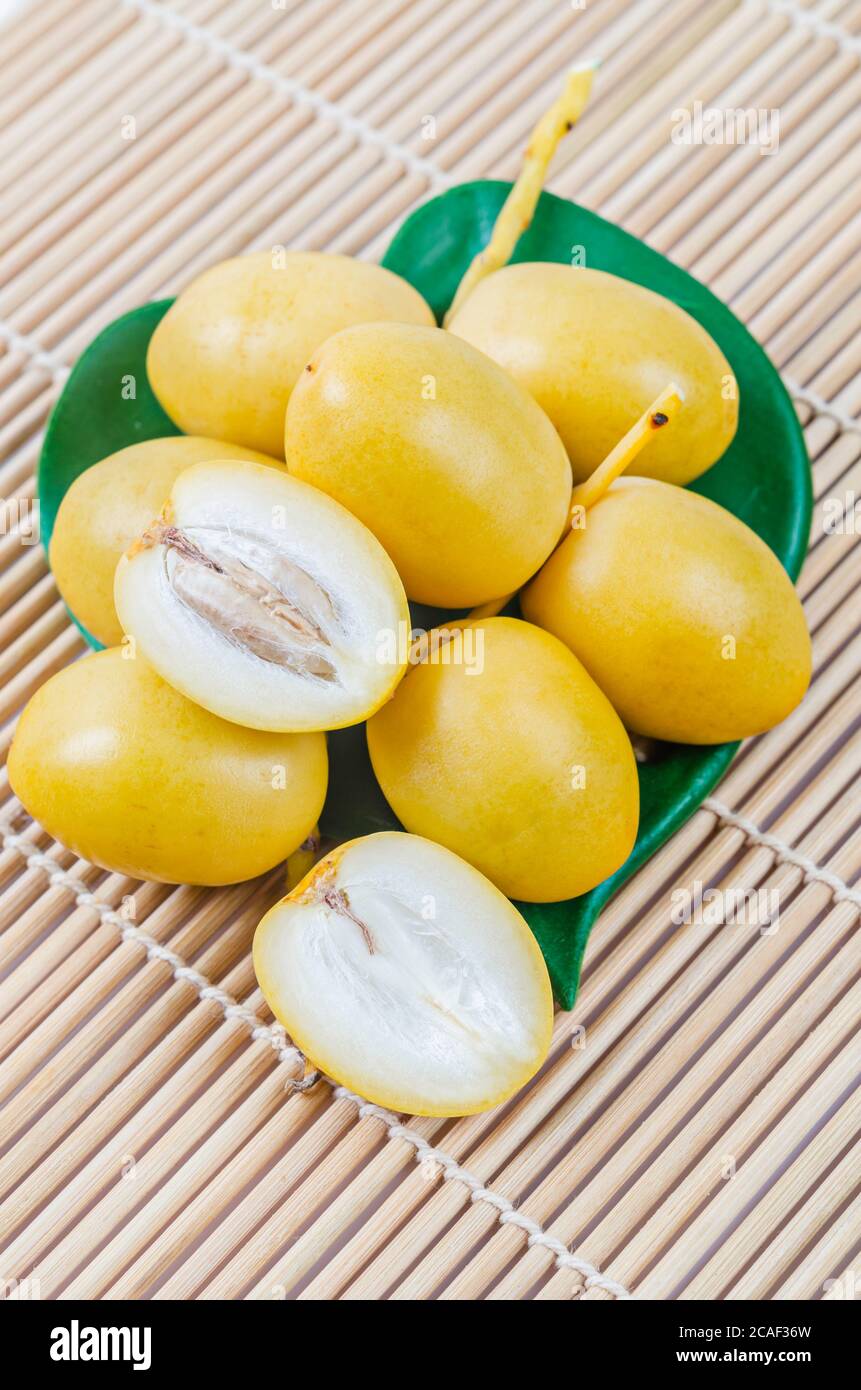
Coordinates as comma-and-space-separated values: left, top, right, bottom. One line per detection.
0, 0, 858, 1301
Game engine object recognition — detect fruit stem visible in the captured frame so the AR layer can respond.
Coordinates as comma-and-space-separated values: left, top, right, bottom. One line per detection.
463, 381, 684, 624
568, 381, 685, 513
443, 61, 599, 326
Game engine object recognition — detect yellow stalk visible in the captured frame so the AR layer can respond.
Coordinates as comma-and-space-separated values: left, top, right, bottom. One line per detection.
443, 62, 598, 325
465, 382, 685, 622
568, 382, 685, 514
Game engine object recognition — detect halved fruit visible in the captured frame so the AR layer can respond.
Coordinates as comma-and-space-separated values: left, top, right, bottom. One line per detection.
114, 460, 409, 732
49, 435, 284, 647
253, 832, 554, 1116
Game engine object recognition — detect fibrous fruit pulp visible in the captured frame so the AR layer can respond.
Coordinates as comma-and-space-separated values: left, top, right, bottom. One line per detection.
49, 435, 283, 647
114, 460, 409, 732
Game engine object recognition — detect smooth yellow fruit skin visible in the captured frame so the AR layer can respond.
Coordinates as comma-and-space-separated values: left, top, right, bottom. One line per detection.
366, 618, 639, 902
49, 436, 283, 647
8, 648, 328, 885
285, 323, 573, 607
448, 263, 738, 486
522, 478, 812, 745
147, 252, 434, 457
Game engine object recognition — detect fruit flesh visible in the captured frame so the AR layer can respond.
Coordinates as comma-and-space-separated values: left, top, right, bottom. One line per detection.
253, 832, 554, 1116
285, 322, 572, 607
8, 648, 328, 885
114, 459, 410, 733
448, 263, 738, 487
521, 477, 812, 744
48, 436, 283, 647
147, 252, 434, 457
367, 617, 639, 902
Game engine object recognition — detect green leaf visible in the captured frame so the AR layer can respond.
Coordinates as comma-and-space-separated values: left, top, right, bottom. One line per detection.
39, 300, 180, 648
38, 184, 812, 1008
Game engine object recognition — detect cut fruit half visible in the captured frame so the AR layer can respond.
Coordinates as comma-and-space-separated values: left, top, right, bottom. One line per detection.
253, 832, 554, 1116
114, 460, 409, 732
49, 435, 284, 648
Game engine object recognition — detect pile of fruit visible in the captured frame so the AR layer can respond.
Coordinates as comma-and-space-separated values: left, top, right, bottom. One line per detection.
10, 75, 811, 1116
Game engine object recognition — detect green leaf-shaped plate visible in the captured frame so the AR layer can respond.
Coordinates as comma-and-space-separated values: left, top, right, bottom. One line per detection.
38, 181, 811, 1008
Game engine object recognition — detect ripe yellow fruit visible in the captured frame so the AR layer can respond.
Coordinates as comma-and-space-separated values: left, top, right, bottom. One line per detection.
114, 460, 409, 733
285, 323, 572, 607
448, 263, 738, 486
49, 436, 283, 646
253, 831, 554, 1116
8, 648, 328, 885
366, 617, 639, 902
147, 252, 434, 457
522, 477, 812, 744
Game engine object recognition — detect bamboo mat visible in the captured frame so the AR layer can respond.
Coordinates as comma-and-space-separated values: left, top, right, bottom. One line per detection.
0, 0, 859, 1303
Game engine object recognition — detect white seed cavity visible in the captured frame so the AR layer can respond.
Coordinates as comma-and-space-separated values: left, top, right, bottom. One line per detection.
153, 522, 341, 681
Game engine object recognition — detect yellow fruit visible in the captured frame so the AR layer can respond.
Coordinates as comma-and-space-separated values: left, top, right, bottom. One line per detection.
285, 323, 572, 607
367, 617, 639, 902
448, 263, 738, 486
253, 831, 554, 1116
522, 477, 811, 744
8, 648, 328, 885
147, 252, 434, 456
114, 460, 409, 733
49, 436, 283, 646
